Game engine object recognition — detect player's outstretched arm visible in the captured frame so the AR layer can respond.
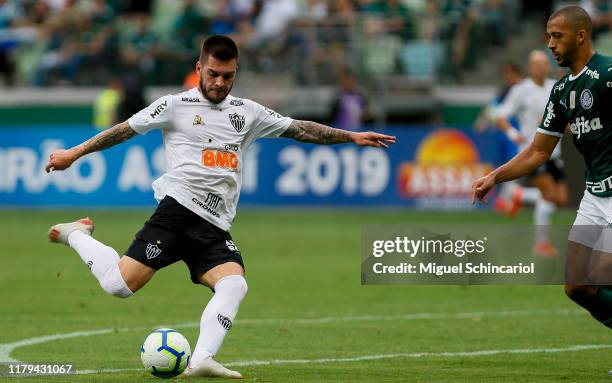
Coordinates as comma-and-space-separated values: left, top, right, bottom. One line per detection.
280, 120, 396, 148
471, 131, 560, 204
45, 121, 136, 172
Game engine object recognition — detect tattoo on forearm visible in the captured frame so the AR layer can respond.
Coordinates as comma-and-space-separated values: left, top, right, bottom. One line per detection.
281, 120, 352, 144
77, 122, 136, 156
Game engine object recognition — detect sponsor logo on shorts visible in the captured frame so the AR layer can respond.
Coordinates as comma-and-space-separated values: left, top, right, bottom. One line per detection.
86, 261, 93, 270
146, 242, 162, 259
192, 197, 221, 218
217, 314, 233, 330
226, 240, 240, 253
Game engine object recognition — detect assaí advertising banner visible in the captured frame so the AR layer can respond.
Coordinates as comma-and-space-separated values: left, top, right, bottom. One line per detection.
0, 126, 503, 208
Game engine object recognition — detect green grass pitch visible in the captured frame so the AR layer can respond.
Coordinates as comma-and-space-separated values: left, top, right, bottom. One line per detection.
0, 208, 610, 382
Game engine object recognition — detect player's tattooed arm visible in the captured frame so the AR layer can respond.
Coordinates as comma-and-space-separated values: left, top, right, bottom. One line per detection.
281, 120, 351, 144
75, 121, 136, 156
281, 120, 396, 148
45, 121, 137, 172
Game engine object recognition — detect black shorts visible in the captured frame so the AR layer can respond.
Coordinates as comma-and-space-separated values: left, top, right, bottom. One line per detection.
124, 196, 244, 285
531, 158, 565, 182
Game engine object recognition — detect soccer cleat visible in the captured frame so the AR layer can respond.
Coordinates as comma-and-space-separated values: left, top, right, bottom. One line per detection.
493, 195, 511, 215
178, 356, 242, 379
48, 218, 95, 245
533, 240, 560, 258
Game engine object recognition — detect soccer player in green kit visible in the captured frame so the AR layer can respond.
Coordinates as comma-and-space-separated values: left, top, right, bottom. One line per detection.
473, 5, 612, 337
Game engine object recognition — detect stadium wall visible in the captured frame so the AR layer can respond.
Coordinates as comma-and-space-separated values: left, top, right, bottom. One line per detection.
0, 126, 506, 209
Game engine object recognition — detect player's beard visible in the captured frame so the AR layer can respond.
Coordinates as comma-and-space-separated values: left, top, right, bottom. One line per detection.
556, 53, 570, 67
199, 75, 233, 104
554, 45, 577, 68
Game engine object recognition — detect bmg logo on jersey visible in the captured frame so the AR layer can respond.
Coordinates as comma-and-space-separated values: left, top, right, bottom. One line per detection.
202, 149, 239, 171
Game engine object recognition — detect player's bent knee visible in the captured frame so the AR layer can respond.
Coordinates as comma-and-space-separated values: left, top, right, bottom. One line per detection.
216, 275, 248, 301
100, 264, 134, 298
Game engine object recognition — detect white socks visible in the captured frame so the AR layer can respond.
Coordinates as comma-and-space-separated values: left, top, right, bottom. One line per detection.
68, 231, 133, 298
535, 198, 556, 243
520, 187, 540, 204
507, 185, 555, 243
190, 275, 248, 365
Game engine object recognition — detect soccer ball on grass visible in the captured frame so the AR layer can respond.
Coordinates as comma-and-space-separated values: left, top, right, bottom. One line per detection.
141, 328, 191, 378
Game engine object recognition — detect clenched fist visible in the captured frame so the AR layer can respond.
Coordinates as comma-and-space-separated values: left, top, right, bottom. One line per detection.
45, 148, 78, 173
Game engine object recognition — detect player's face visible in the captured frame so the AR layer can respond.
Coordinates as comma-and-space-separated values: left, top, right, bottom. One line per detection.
546, 16, 579, 67
197, 56, 237, 104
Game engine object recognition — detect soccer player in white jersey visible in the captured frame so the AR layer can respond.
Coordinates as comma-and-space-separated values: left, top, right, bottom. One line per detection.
494, 50, 568, 257
45, 35, 396, 378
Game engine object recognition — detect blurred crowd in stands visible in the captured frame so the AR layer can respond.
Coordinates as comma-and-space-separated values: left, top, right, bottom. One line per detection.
0, 0, 611, 88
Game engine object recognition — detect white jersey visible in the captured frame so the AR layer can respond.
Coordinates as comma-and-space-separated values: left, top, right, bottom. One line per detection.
496, 78, 561, 158
128, 87, 293, 231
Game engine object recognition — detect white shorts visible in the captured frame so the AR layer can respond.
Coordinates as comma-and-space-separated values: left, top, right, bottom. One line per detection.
568, 191, 612, 252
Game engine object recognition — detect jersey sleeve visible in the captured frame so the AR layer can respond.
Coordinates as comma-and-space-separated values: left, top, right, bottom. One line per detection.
127, 94, 173, 134
604, 59, 612, 95
495, 84, 521, 119
537, 85, 567, 138
249, 101, 293, 139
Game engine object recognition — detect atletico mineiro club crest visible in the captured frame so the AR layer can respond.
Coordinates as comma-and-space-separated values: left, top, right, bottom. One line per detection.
146, 242, 162, 259
229, 113, 245, 133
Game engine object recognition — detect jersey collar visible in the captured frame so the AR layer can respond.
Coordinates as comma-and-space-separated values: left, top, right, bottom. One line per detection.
192, 87, 232, 110
568, 65, 588, 81
568, 52, 599, 81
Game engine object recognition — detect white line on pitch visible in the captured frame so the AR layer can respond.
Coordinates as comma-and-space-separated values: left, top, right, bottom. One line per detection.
72, 344, 612, 375
0, 309, 585, 364
0, 329, 114, 363
171, 308, 583, 328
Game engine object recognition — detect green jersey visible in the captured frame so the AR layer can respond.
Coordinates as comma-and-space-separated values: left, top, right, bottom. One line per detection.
538, 53, 612, 197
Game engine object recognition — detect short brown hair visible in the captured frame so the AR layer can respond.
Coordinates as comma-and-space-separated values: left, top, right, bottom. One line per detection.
199, 35, 239, 63
549, 5, 593, 34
